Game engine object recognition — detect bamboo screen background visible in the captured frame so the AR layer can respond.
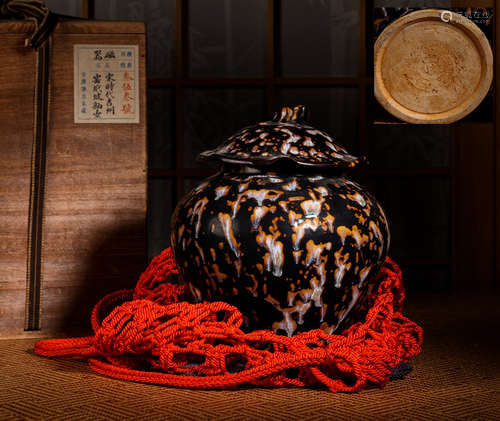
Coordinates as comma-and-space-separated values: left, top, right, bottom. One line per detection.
43, 0, 500, 292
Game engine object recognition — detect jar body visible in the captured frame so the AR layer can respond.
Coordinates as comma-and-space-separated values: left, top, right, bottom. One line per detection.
171, 169, 390, 336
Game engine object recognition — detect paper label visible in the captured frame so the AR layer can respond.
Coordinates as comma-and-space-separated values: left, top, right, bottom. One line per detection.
74, 45, 139, 123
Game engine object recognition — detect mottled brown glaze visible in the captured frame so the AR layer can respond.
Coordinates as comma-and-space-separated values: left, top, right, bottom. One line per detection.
171, 106, 390, 336
199, 105, 361, 168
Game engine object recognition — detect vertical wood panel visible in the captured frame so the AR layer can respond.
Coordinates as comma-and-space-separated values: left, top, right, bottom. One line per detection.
175, 0, 186, 199
0, 21, 147, 338
0, 30, 36, 336
449, 0, 495, 288
359, 0, 367, 156
41, 23, 147, 334
452, 122, 495, 290
266, 0, 278, 116
81, 0, 93, 19
496, 0, 500, 289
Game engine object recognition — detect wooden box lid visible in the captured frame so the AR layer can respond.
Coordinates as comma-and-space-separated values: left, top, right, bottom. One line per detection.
374, 9, 493, 124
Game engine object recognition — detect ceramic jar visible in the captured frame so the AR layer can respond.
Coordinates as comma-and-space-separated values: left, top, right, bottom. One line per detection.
171, 105, 390, 336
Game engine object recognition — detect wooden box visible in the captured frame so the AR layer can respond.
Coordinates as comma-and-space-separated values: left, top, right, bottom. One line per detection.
0, 20, 147, 338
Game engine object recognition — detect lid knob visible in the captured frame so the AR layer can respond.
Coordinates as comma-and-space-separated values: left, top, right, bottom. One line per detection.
272, 105, 307, 123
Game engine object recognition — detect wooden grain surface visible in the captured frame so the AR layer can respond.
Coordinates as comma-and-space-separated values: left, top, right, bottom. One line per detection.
495, 0, 500, 289
0, 21, 147, 338
374, 9, 493, 124
0, 33, 36, 337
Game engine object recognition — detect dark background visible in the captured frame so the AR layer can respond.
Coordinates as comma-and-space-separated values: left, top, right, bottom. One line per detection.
44, 0, 498, 293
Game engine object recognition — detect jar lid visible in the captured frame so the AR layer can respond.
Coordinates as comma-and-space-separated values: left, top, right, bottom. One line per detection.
198, 105, 361, 168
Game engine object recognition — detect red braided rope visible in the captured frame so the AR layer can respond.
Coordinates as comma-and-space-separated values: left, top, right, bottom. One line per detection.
35, 248, 423, 393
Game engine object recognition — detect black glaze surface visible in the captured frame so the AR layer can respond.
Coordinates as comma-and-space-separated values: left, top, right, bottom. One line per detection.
171, 106, 390, 336
199, 105, 361, 168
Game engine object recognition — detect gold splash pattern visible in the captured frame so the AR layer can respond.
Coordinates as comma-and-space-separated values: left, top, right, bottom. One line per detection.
172, 172, 389, 337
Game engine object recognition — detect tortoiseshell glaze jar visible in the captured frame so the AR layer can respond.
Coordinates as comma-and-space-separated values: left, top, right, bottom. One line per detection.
171, 105, 390, 336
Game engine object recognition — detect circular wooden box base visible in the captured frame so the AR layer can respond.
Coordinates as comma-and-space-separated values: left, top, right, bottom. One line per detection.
374, 9, 493, 124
